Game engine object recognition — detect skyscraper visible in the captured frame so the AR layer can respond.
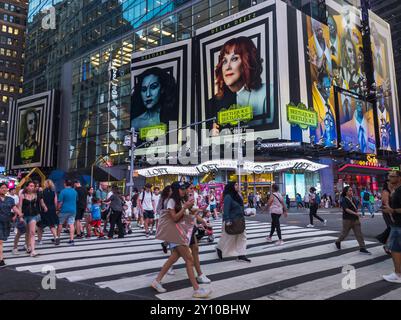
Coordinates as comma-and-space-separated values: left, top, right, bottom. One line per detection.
0, 0, 28, 168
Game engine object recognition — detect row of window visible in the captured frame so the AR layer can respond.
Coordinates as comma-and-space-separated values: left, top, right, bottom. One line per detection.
0, 47, 21, 58
0, 83, 20, 93
2, 13, 25, 25
1, 24, 20, 35
0, 58, 20, 69
0, 35, 20, 46
0, 2, 27, 15
0, 71, 23, 82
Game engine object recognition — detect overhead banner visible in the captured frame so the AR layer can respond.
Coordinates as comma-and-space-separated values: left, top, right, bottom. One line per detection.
130, 39, 192, 155
336, 88, 376, 154
5, 90, 59, 170
196, 0, 279, 146
369, 10, 400, 152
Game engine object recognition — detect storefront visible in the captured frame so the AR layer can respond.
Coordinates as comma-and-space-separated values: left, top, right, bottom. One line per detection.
336, 156, 391, 196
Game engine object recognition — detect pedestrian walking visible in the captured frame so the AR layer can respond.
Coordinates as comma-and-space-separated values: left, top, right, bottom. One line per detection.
216, 182, 250, 262
152, 181, 211, 298
96, 182, 109, 234
285, 194, 291, 210
152, 187, 161, 232
84, 187, 94, 238
87, 197, 104, 238
74, 180, 87, 238
382, 171, 401, 283
19, 181, 46, 256
105, 186, 125, 239
248, 193, 254, 208
306, 187, 326, 228
361, 187, 374, 218
0, 182, 22, 267
57, 180, 78, 245
296, 193, 304, 209
37, 180, 59, 245
123, 194, 133, 234
335, 186, 371, 255
304, 192, 310, 209
266, 185, 288, 245
138, 183, 156, 238
376, 181, 394, 255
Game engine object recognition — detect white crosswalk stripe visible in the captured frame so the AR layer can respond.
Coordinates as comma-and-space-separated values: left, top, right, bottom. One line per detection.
2, 219, 397, 300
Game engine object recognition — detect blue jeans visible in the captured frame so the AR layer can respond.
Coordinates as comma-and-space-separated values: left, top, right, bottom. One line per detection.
388, 227, 401, 253
361, 202, 373, 216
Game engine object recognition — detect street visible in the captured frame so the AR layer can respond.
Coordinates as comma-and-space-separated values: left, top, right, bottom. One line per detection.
1, 208, 400, 300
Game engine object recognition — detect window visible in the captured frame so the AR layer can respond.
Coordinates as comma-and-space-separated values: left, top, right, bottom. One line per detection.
1, 96, 8, 103
1, 25, 6, 32
14, 28, 18, 35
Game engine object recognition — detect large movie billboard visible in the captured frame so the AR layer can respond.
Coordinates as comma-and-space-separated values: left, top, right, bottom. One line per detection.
196, 0, 279, 145
336, 88, 376, 154
130, 39, 192, 155
369, 10, 400, 152
5, 90, 58, 169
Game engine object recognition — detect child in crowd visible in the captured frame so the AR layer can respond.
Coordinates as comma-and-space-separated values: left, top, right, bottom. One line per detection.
124, 195, 133, 234
89, 198, 104, 238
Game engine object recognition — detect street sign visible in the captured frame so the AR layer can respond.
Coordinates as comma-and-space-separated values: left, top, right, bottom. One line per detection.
124, 133, 137, 146
126, 182, 134, 187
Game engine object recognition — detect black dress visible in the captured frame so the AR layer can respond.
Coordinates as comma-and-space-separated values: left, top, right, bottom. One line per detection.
41, 188, 59, 228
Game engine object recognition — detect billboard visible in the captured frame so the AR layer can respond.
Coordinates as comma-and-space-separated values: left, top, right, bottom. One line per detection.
196, 0, 279, 145
130, 39, 192, 155
5, 90, 58, 169
336, 88, 376, 154
369, 10, 400, 151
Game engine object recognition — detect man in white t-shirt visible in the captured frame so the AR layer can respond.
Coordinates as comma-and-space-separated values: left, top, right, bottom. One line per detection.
7, 188, 20, 206
137, 183, 156, 238
152, 187, 161, 231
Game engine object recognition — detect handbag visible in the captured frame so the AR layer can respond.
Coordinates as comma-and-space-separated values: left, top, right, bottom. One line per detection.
156, 208, 194, 245
225, 217, 245, 235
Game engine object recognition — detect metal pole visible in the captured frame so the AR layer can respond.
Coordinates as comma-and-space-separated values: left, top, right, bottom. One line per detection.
237, 120, 242, 192
129, 127, 135, 197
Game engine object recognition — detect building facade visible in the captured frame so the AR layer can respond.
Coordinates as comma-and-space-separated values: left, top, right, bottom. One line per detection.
0, 0, 27, 168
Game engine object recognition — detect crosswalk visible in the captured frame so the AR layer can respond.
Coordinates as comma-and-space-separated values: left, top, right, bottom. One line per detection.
2, 219, 398, 300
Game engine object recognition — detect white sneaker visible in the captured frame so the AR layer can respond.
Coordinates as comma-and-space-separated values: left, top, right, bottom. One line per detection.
12, 248, 19, 255
197, 274, 212, 284
323, 220, 327, 226
383, 273, 401, 284
275, 240, 285, 246
192, 287, 212, 298
151, 280, 167, 293
306, 224, 314, 228
266, 236, 273, 243
167, 267, 175, 275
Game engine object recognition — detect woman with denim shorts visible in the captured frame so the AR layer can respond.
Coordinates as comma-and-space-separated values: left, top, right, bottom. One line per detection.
19, 181, 47, 257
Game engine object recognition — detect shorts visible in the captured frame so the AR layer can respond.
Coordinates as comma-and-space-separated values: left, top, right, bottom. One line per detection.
388, 226, 401, 253
24, 215, 41, 225
59, 212, 76, 225
143, 210, 155, 220
0, 221, 11, 241
75, 208, 85, 220
90, 220, 102, 228
210, 205, 216, 211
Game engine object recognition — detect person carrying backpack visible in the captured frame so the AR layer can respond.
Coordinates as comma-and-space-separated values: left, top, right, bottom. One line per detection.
306, 187, 327, 228
360, 187, 374, 218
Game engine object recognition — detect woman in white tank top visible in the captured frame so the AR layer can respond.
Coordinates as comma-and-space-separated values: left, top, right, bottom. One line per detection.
266, 184, 288, 245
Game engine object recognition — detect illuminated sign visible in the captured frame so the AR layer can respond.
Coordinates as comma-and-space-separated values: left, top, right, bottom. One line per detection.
287, 103, 318, 129
349, 154, 385, 168
217, 106, 253, 126
139, 124, 167, 140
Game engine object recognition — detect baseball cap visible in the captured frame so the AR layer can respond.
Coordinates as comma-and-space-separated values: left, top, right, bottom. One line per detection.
171, 181, 187, 191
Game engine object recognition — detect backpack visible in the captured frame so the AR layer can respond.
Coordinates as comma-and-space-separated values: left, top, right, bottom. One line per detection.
141, 191, 153, 205
315, 194, 321, 205
363, 192, 370, 202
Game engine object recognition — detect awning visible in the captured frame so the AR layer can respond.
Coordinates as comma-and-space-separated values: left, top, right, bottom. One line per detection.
338, 164, 391, 175
137, 159, 328, 178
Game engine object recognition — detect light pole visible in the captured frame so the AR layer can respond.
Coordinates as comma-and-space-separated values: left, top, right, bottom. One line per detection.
127, 126, 136, 197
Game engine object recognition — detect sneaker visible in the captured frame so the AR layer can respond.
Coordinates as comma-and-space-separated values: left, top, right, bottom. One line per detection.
306, 224, 314, 228
323, 220, 327, 226
275, 240, 285, 246
85, 235, 91, 239
128, 230, 133, 234
216, 248, 223, 260
151, 280, 167, 293
197, 274, 212, 284
51, 239, 55, 243
236, 255, 251, 263
383, 273, 401, 284
12, 249, 19, 255
161, 242, 168, 254
266, 236, 273, 243
335, 241, 341, 250
167, 267, 175, 275
359, 248, 371, 255
192, 287, 212, 299
76, 234, 84, 239
68, 240, 75, 246
0, 260, 6, 268
55, 238, 60, 246
371, 214, 375, 218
